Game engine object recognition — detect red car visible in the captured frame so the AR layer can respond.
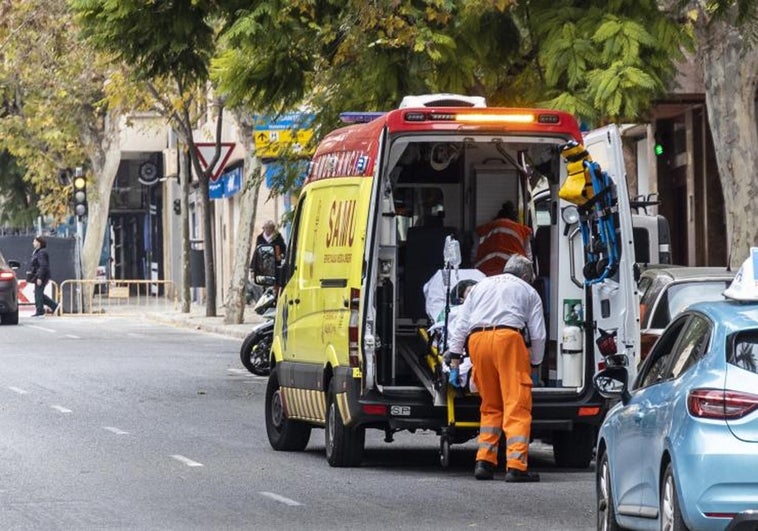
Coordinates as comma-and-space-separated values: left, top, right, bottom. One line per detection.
0, 250, 20, 325
638, 266, 734, 360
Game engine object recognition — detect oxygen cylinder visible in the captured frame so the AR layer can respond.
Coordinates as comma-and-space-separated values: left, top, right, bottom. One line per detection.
561, 325, 583, 387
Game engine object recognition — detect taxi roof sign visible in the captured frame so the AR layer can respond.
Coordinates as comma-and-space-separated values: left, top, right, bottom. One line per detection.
723, 247, 758, 301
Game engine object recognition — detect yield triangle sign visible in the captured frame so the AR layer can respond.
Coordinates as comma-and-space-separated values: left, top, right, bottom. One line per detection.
195, 142, 235, 182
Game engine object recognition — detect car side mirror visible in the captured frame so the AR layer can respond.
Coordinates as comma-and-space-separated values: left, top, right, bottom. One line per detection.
593, 365, 631, 405
7, 260, 20, 270
251, 244, 276, 286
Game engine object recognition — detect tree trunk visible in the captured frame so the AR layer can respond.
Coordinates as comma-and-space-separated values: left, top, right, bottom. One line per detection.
199, 175, 217, 316
223, 112, 262, 324
696, 11, 758, 267
80, 112, 121, 310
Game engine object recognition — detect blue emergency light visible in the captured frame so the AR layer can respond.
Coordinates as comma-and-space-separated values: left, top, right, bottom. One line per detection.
339, 112, 386, 124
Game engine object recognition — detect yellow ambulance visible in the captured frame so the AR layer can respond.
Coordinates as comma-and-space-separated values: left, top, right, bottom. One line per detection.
251, 95, 640, 468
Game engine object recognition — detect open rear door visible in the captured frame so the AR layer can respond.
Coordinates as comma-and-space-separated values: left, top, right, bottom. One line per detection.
583, 125, 640, 381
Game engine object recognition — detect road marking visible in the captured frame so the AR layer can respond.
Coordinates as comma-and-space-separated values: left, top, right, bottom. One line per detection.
227, 368, 249, 375
26, 324, 55, 333
127, 333, 143, 338
103, 426, 129, 435
8, 386, 28, 394
170, 455, 204, 467
259, 492, 302, 506
65, 334, 80, 339
51, 405, 72, 413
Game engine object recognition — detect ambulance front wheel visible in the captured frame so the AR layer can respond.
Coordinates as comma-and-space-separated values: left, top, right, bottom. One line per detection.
439, 437, 450, 468
325, 382, 365, 467
265, 370, 312, 451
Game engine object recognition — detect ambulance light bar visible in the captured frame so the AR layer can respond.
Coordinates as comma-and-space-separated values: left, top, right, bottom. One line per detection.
339, 112, 387, 124
403, 111, 562, 125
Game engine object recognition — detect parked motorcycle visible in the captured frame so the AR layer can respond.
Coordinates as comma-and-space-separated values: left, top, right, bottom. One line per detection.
239, 287, 276, 376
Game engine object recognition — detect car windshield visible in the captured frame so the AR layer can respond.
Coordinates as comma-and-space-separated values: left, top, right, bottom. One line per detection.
650, 280, 730, 329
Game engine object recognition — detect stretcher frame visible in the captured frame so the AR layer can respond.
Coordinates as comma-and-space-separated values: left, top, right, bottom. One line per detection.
418, 328, 482, 468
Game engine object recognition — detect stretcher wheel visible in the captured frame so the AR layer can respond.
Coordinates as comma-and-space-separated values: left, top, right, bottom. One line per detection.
439, 437, 451, 468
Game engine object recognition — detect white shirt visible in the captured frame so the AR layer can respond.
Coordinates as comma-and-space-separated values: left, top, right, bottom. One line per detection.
446, 273, 546, 366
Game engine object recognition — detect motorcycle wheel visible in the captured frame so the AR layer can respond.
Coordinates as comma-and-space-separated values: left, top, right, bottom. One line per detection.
240, 329, 272, 376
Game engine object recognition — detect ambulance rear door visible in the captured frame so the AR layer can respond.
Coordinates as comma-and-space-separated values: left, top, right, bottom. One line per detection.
583, 125, 640, 380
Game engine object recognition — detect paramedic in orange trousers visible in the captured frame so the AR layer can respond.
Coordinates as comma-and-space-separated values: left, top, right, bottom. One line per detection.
446, 254, 545, 482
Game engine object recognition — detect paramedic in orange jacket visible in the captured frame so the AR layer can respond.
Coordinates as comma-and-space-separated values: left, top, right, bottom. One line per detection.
474, 202, 532, 276
446, 254, 546, 482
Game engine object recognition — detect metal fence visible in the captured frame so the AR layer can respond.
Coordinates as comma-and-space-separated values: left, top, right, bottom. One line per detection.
57, 279, 180, 315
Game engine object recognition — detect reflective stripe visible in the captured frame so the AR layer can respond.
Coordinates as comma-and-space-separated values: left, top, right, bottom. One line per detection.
479, 426, 503, 435
475, 251, 513, 269
483, 226, 528, 243
478, 442, 499, 453
507, 435, 529, 446
508, 451, 526, 463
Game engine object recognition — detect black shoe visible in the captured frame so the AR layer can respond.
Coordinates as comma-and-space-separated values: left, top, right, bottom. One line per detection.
474, 460, 495, 480
505, 468, 540, 483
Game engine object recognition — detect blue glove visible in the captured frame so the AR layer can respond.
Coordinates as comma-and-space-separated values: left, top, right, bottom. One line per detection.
448, 367, 461, 388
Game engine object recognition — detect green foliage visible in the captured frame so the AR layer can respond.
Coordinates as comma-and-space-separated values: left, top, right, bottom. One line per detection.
72, 0, 217, 87
208, 0, 692, 133
0, 0, 104, 220
0, 150, 39, 228
520, 0, 693, 124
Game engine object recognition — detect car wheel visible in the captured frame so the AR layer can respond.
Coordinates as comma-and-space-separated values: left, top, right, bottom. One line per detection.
596, 451, 620, 531
1, 309, 19, 325
265, 370, 311, 451
661, 463, 687, 531
553, 424, 596, 468
325, 381, 365, 467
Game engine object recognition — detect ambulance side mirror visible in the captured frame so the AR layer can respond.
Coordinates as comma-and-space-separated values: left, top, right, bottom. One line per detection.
8, 260, 20, 270
251, 244, 276, 286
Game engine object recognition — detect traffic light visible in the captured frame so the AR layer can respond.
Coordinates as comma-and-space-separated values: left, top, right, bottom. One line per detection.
654, 141, 664, 157
72, 169, 87, 218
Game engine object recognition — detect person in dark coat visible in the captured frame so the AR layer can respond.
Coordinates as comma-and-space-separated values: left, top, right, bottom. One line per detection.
253, 220, 287, 264
29, 236, 58, 317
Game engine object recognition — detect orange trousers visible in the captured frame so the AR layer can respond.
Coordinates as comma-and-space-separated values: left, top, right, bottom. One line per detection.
468, 328, 533, 472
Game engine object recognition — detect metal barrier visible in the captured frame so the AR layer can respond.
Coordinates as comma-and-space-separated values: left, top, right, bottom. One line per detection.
57, 279, 180, 315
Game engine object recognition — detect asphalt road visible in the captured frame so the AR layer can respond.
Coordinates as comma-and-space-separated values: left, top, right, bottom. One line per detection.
1, 316, 597, 530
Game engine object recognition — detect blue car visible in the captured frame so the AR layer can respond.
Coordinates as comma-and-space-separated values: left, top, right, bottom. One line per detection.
594, 253, 758, 531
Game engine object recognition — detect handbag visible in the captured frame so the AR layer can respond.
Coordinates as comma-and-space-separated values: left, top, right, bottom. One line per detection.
26, 270, 34, 282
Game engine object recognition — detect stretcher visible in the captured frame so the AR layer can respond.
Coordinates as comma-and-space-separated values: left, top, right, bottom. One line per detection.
418, 327, 482, 468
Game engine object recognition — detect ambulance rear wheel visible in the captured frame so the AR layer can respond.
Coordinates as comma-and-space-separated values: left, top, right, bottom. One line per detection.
265, 371, 311, 451
325, 383, 365, 467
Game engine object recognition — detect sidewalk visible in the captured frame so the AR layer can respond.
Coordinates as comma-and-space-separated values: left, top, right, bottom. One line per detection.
141, 303, 266, 340
36, 298, 266, 340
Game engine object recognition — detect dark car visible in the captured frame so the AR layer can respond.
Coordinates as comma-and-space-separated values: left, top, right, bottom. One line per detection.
0, 250, 20, 325
638, 266, 734, 360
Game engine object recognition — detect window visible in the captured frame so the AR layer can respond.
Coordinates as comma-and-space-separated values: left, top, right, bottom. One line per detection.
394, 186, 445, 242
729, 330, 758, 375
649, 280, 730, 329
636, 317, 687, 389
667, 315, 711, 379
